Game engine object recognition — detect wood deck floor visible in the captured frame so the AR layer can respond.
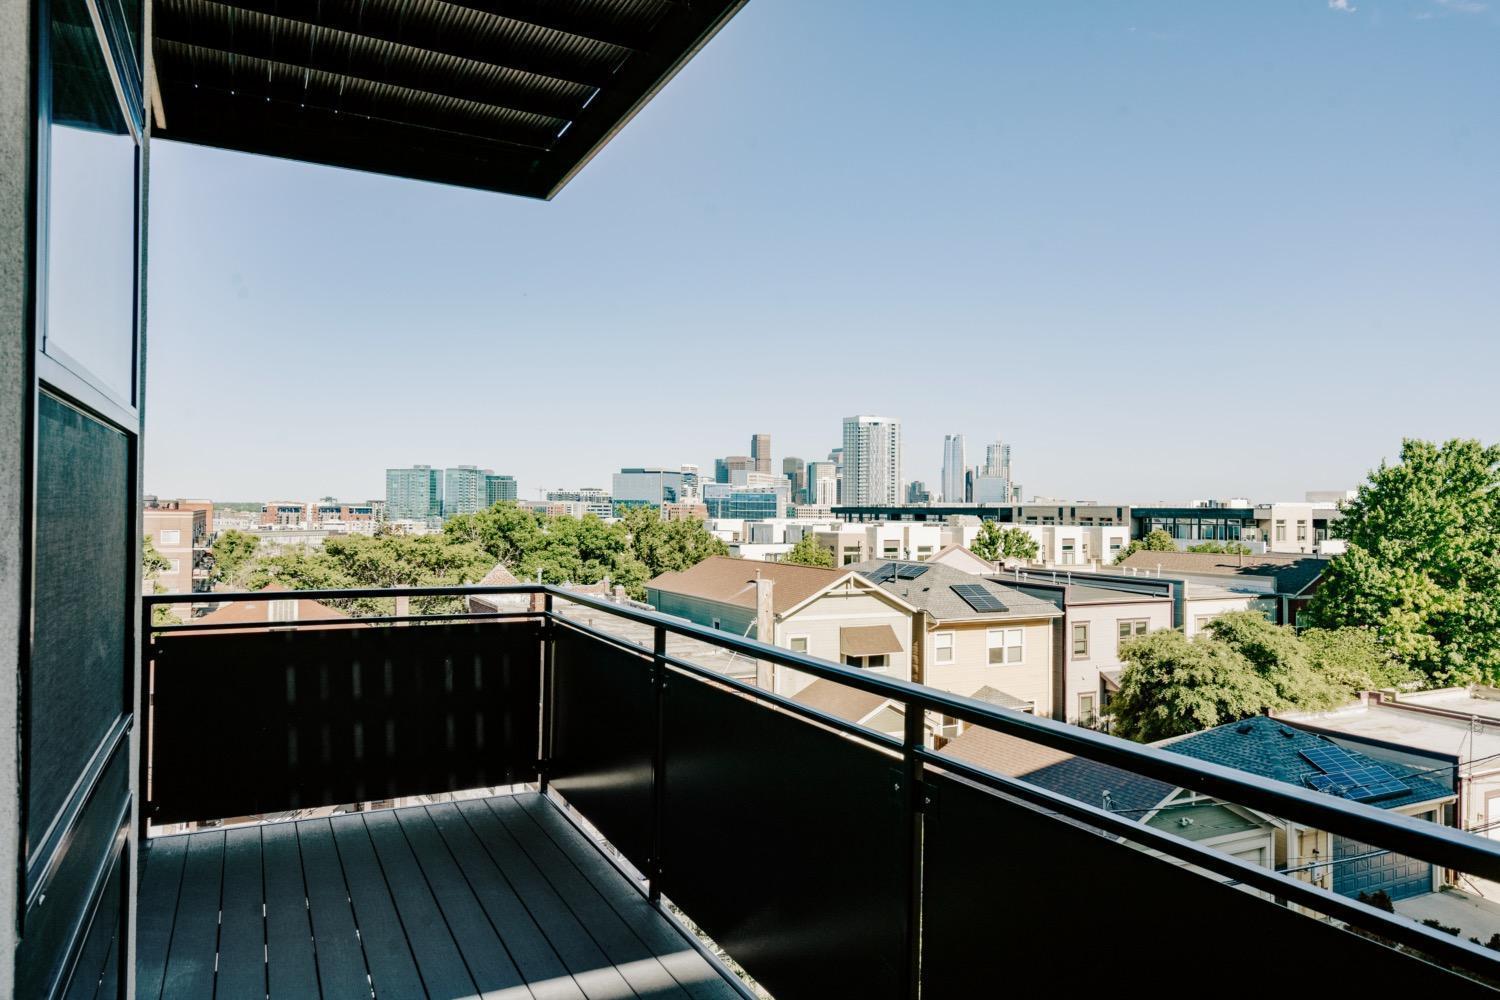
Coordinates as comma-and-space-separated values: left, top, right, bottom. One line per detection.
136, 792, 743, 1000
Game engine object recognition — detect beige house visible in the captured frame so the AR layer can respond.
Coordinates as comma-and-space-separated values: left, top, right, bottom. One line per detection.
646, 556, 918, 697
849, 560, 1061, 725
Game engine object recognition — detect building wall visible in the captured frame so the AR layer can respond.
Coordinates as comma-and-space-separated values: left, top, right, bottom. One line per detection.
1061, 601, 1173, 724
145, 508, 206, 596
1183, 595, 1276, 637
923, 619, 1054, 717
774, 588, 914, 696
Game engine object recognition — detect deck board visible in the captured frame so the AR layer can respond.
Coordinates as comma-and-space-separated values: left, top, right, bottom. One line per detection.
138, 792, 732, 999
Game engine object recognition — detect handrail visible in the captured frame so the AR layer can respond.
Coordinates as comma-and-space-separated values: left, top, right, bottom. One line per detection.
144, 582, 1500, 883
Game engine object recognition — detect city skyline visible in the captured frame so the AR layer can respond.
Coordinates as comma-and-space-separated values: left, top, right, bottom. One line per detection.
143, 0, 1498, 502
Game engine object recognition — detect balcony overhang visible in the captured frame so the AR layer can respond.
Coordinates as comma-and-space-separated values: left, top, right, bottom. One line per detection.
149, 0, 746, 198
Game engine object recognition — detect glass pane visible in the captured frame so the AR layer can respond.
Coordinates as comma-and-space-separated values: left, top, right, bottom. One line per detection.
45, 0, 137, 404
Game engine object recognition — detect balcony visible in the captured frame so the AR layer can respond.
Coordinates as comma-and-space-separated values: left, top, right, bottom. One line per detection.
134, 585, 1500, 998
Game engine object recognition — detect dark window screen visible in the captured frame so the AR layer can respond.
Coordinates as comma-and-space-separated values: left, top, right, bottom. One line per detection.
29, 393, 129, 853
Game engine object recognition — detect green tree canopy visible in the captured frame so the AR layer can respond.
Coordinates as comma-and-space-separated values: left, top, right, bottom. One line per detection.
1187, 540, 1252, 555
1114, 528, 1177, 564
782, 533, 834, 567
1112, 611, 1397, 741
208, 529, 260, 587
1306, 438, 1500, 685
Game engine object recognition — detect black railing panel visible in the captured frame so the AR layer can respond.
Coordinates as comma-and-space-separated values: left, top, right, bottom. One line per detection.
920, 769, 1496, 995
547, 625, 656, 873
660, 671, 907, 1000
148, 621, 542, 825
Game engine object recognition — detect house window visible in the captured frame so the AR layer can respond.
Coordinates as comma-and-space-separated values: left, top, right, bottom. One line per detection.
882, 544, 900, 558
166, 559, 180, 573
1117, 619, 1149, 641
789, 636, 809, 655
987, 628, 1023, 665
845, 654, 888, 669
1274, 520, 1286, 542
1079, 692, 1097, 723
1060, 541, 1075, 565
159, 529, 180, 545
1297, 522, 1308, 543
934, 631, 954, 665
1071, 622, 1089, 658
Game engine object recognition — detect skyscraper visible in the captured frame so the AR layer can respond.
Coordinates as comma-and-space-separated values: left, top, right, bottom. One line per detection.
386, 465, 442, 522
443, 465, 489, 518
782, 456, 806, 503
680, 463, 701, 502
719, 455, 753, 481
484, 473, 517, 506
808, 461, 837, 506
841, 415, 902, 506
750, 433, 772, 475
941, 434, 966, 504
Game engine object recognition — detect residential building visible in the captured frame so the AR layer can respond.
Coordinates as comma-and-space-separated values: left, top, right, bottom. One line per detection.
144, 504, 210, 597
386, 465, 443, 524
146, 496, 215, 534
941, 434, 966, 504
484, 473, 518, 506
312, 502, 380, 534
1131, 503, 1256, 547
808, 460, 837, 506
1244, 500, 1345, 555
1108, 549, 1328, 631
836, 501, 1132, 527
751, 433, 772, 475
611, 467, 685, 512
662, 502, 710, 521
545, 488, 613, 519
812, 522, 946, 566
260, 500, 312, 528
1280, 689, 1500, 845
645, 556, 917, 697
842, 415, 902, 506
191, 585, 360, 633
850, 560, 1062, 723
782, 456, 806, 502
982, 440, 1011, 481
1163, 717, 1455, 902
443, 465, 490, 518
1002, 571, 1174, 727
925, 544, 997, 575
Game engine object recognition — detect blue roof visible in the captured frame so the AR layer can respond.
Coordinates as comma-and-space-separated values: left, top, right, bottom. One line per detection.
1165, 716, 1453, 811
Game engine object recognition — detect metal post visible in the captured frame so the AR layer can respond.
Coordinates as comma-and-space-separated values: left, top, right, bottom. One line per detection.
538, 591, 554, 795
902, 702, 926, 999
137, 595, 154, 844
649, 624, 667, 904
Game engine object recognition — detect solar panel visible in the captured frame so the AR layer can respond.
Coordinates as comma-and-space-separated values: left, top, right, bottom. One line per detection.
951, 584, 1008, 613
1299, 745, 1409, 802
894, 563, 930, 580
865, 563, 900, 584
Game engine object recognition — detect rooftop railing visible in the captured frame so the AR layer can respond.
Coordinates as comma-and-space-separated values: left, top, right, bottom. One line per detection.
143, 584, 1500, 996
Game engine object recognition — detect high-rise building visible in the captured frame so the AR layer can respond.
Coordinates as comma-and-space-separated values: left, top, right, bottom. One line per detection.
829, 447, 845, 503
680, 464, 701, 502
750, 433, 772, 475
443, 465, 490, 519
841, 415, 902, 506
941, 434, 966, 504
611, 468, 685, 513
808, 461, 837, 506
386, 465, 442, 522
983, 440, 1010, 479
485, 473, 518, 506
782, 457, 806, 503
906, 480, 930, 504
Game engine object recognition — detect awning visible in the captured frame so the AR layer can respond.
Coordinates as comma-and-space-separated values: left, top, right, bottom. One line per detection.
1100, 668, 1123, 692
840, 625, 903, 658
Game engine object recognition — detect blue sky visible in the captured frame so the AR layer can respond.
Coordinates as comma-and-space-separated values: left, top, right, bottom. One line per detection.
145, 0, 1499, 504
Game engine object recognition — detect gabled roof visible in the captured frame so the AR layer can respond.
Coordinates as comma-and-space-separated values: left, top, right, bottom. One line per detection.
646, 556, 886, 617
939, 725, 1175, 816
1162, 716, 1453, 811
1115, 551, 1328, 595
151, 0, 745, 198
792, 678, 898, 727
193, 585, 355, 631
925, 545, 996, 575
847, 560, 1060, 623
969, 685, 1035, 713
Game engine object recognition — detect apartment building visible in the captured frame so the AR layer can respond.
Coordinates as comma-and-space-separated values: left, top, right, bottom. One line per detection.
1108, 550, 1328, 632
144, 504, 209, 597
1244, 500, 1345, 555
841, 415, 902, 505
813, 522, 946, 566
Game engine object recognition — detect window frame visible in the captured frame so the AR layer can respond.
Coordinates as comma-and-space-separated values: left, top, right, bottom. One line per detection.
933, 630, 954, 665
1071, 621, 1089, 658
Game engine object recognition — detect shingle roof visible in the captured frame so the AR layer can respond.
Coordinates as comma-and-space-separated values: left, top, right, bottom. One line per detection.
647, 556, 852, 615
939, 726, 1175, 815
791, 678, 894, 726
1163, 716, 1454, 811
1116, 551, 1328, 595
848, 560, 1060, 622
969, 686, 1035, 712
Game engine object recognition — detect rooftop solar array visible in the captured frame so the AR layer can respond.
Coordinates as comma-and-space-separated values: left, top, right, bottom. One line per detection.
950, 584, 1009, 614
866, 562, 931, 584
1298, 745, 1409, 803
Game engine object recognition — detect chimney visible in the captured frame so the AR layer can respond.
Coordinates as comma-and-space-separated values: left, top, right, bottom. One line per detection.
753, 575, 775, 691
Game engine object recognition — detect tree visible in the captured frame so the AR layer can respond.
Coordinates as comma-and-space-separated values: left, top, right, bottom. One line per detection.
1187, 540, 1253, 555
208, 529, 260, 587
970, 522, 1038, 563
621, 506, 729, 587
1307, 438, 1500, 685
1111, 611, 1394, 741
1111, 629, 1276, 742
1114, 528, 1177, 565
782, 533, 834, 567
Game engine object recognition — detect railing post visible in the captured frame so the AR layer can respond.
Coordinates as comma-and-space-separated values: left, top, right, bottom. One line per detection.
649, 624, 667, 904
137, 595, 154, 845
903, 702, 925, 999
539, 591, 554, 795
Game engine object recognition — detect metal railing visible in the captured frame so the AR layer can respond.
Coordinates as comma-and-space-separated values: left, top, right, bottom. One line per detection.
143, 584, 1500, 993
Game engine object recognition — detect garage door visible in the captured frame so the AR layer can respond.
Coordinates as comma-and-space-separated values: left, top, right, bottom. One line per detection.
1331, 834, 1433, 901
